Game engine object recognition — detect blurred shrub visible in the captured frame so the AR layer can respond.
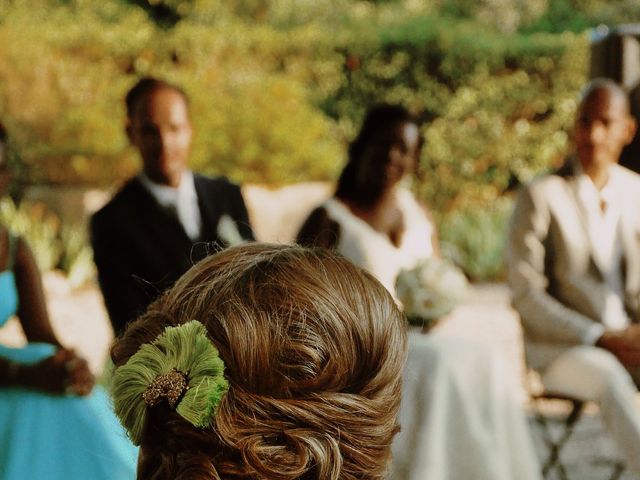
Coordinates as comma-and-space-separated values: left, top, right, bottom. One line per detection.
441, 0, 548, 33
0, 0, 587, 199
437, 196, 513, 281
521, 0, 640, 34
0, 197, 94, 287
1, 0, 637, 284
59, 224, 96, 289
1, 0, 638, 290
0, 1, 589, 214
328, 15, 589, 212
2, 138, 27, 199
0, 197, 61, 271
0, 3, 344, 187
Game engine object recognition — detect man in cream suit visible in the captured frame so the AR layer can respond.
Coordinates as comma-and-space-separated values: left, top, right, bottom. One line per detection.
509, 78, 640, 473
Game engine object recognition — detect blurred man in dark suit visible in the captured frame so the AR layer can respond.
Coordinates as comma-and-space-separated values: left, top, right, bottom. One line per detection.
91, 77, 254, 335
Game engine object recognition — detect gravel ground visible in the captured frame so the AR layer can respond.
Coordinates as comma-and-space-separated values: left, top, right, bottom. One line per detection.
1, 274, 637, 479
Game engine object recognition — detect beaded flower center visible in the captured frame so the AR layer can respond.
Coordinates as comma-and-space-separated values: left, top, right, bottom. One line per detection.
142, 368, 189, 408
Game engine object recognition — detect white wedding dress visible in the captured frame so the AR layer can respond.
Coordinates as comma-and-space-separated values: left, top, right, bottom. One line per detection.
322, 189, 541, 480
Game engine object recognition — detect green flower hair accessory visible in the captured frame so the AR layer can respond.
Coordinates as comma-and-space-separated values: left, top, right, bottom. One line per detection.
111, 320, 229, 445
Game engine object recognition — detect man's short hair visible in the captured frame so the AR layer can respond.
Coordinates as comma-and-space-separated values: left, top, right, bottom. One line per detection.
580, 78, 630, 114
125, 77, 188, 119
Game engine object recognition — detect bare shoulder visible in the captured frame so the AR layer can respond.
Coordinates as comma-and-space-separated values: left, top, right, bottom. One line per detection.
12, 234, 32, 271
296, 206, 340, 249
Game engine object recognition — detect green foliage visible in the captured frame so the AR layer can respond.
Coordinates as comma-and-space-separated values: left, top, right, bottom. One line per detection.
327, 16, 588, 211
0, 1, 150, 186
0, 197, 95, 286
0, 1, 591, 215
0, 198, 61, 272
59, 224, 96, 289
521, 0, 593, 33
0, 0, 619, 282
0, 3, 344, 187
522, 0, 640, 34
441, 0, 547, 33
438, 196, 513, 281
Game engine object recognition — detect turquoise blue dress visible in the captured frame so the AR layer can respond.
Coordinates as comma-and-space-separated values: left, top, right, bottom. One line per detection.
0, 235, 137, 479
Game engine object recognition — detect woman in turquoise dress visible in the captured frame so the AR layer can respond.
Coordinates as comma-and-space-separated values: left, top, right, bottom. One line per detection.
0, 124, 137, 479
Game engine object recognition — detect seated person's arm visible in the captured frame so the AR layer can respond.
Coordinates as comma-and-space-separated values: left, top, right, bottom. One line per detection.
0, 349, 93, 395
296, 207, 340, 249
0, 236, 93, 394
13, 236, 59, 345
508, 185, 600, 345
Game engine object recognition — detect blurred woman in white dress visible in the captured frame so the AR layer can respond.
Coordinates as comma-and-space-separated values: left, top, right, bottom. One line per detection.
297, 105, 541, 480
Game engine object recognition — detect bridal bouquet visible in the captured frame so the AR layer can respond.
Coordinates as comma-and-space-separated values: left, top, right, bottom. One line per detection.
395, 258, 468, 329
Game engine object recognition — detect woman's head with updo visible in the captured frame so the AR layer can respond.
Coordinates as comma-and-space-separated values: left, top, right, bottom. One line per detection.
111, 243, 406, 480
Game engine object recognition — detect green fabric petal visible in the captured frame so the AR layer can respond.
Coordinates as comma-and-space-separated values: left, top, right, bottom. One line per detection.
111, 320, 229, 445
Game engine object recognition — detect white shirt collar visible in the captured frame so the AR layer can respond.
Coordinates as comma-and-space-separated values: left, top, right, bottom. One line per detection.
138, 170, 202, 240
574, 162, 623, 210
138, 170, 197, 207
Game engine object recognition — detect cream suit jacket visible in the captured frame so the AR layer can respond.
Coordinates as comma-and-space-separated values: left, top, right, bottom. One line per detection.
508, 161, 640, 371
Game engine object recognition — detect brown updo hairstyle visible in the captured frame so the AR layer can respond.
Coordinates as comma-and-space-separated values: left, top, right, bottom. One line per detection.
111, 243, 407, 480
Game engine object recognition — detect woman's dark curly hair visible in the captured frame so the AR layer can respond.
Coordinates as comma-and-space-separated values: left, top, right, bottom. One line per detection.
335, 104, 422, 207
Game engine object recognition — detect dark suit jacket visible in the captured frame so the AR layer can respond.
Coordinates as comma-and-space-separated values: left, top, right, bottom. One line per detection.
90, 174, 254, 335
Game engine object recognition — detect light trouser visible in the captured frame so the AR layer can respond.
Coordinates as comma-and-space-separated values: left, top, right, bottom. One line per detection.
542, 345, 640, 476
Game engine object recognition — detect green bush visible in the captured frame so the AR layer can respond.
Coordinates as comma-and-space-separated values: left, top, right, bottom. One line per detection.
437, 196, 513, 281
0, 2, 589, 202
0, 4, 344, 187
0, 198, 61, 272
324, 15, 589, 212
0, 0, 622, 282
0, 197, 95, 287
59, 224, 96, 289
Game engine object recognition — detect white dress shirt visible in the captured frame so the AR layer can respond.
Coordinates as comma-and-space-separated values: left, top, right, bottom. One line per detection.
574, 166, 630, 344
138, 170, 202, 240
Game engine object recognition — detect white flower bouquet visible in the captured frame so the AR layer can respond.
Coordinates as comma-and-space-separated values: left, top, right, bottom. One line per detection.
395, 258, 468, 329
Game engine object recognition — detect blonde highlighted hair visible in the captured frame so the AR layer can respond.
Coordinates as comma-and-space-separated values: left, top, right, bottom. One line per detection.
111, 243, 406, 480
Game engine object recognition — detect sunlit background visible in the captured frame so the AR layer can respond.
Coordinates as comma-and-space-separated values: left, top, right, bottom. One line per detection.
1, 0, 639, 284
